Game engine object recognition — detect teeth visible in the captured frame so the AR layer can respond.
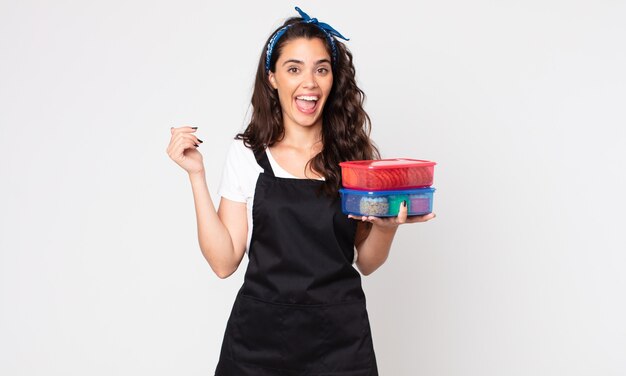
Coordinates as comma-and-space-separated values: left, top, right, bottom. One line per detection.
296, 95, 318, 101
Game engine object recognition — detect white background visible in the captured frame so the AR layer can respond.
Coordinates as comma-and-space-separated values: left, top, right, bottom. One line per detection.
1, 0, 625, 375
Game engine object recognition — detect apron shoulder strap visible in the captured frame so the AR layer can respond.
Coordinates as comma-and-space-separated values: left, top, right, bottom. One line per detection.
253, 146, 275, 177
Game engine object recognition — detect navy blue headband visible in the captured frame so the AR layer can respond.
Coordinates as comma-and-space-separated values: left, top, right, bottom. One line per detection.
265, 6, 349, 73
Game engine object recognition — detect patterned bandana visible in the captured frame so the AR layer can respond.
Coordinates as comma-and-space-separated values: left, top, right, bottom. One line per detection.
265, 6, 350, 73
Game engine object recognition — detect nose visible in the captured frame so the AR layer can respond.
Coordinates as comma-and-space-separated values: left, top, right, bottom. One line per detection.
302, 70, 318, 89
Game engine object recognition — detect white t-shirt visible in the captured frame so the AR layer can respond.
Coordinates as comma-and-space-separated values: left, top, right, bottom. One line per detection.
217, 139, 358, 264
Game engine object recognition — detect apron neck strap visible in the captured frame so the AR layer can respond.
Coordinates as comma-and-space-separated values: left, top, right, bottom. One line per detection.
253, 147, 275, 177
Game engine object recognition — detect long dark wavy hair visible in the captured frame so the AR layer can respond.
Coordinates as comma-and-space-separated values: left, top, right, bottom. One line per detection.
236, 17, 380, 197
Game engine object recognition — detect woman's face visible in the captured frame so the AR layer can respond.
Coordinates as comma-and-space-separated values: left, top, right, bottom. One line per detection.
268, 37, 333, 131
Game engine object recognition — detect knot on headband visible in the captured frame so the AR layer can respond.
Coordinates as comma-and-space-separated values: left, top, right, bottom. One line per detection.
265, 6, 350, 73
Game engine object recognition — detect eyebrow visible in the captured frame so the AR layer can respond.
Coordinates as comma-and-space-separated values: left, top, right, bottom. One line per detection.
282, 58, 332, 66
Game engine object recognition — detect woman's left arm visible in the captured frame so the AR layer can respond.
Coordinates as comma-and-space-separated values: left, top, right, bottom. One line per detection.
351, 203, 435, 276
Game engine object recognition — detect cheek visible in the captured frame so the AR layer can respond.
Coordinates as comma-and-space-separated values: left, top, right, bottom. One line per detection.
323, 77, 334, 96
276, 88, 293, 107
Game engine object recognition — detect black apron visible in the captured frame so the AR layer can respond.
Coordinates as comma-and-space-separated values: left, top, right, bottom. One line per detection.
215, 148, 378, 376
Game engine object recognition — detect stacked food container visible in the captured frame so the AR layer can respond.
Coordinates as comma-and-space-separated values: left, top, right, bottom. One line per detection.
339, 159, 436, 217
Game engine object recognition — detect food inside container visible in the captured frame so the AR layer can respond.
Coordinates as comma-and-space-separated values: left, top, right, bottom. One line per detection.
340, 187, 435, 217
339, 159, 436, 190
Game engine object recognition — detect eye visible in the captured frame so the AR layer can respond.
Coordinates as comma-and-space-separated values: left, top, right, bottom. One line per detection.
317, 67, 330, 75
287, 66, 299, 73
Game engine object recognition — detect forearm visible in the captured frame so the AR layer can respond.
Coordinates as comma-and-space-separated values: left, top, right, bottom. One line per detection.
188, 171, 237, 277
355, 225, 398, 276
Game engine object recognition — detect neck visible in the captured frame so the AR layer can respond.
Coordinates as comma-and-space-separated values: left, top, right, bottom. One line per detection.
280, 123, 323, 151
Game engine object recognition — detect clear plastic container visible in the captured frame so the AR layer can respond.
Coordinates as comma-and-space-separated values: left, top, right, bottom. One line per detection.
339, 159, 436, 190
339, 187, 435, 217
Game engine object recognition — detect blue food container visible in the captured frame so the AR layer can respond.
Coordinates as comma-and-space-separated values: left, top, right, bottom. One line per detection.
339, 187, 435, 217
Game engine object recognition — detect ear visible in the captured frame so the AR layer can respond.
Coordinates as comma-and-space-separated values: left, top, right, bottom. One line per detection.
268, 72, 278, 89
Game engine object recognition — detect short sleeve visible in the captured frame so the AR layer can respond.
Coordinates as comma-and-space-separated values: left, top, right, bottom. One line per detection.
217, 139, 263, 206
217, 140, 248, 203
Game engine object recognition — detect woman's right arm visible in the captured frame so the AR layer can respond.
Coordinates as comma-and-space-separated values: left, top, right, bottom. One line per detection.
167, 126, 247, 279
188, 171, 248, 278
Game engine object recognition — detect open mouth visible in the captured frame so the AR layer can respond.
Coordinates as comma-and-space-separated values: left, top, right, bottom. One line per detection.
295, 95, 319, 114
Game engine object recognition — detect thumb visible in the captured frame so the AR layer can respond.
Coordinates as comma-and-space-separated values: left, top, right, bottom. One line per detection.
397, 199, 408, 224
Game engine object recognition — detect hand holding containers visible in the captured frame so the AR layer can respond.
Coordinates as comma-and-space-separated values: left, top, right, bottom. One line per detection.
339, 159, 437, 217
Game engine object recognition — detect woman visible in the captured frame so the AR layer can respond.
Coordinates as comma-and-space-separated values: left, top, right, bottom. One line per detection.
166, 7, 435, 375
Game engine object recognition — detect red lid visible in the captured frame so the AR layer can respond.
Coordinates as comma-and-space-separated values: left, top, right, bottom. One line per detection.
339, 158, 436, 169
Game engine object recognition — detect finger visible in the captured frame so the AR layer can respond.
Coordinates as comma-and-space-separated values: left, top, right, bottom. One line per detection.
171, 126, 198, 135
348, 214, 369, 222
174, 133, 202, 149
405, 212, 436, 223
367, 216, 384, 225
181, 133, 204, 144
397, 200, 408, 224
179, 132, 203, 144
172, 136, 199, 156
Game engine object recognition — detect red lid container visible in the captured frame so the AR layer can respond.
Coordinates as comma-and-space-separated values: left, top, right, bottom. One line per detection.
339, 159, 436, 190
